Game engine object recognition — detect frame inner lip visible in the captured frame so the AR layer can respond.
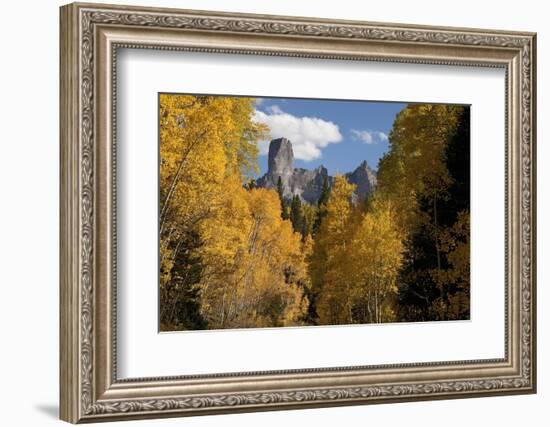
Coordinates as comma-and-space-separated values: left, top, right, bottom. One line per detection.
109, 41, 511, 383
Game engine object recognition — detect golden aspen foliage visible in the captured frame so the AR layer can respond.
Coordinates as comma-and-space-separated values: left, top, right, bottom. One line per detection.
377, 104, 461, 233
159, 95, 469, 330
198, 187, 308, 329
299, 201, 319, 237
313, 179, 403, 325
346, 198, 404, 323
159, 94, 267, 240
313, 176, 357, 324
377, 104, 470, 322
159, 95, 235, 328
159, 94, 309, 331
430, 210, 470, 319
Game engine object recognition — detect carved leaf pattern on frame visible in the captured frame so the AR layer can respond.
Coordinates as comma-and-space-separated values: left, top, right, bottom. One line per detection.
77, 8, 534, 416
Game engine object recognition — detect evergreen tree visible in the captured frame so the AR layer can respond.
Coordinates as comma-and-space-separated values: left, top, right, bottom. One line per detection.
431, 107, 471, 319
300, 203, 319, 238
313, 176, 330, 232
244, 178, 257, 190
300, 218, 308, 240
442, 107, 470, 216
277, 176, 284, 199
159, 230, 207, 330
290, 195, 303, 233
276, 176, 289, 220
318, 176, 330, 207
392, 106, 471, 322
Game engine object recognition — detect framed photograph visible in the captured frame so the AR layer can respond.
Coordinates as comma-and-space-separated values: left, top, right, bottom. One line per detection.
60, 2, 537, 423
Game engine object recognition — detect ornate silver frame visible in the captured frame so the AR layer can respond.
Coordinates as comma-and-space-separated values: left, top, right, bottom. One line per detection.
60, 2, 537, 423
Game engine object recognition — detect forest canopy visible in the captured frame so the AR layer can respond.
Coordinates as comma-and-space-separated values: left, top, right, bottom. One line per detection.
159, 94, 470, 331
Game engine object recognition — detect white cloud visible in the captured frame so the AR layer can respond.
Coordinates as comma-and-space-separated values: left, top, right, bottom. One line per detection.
376, 131, 389, 142
254, 108, 343, 161
266, 104, 284, 114
351, 129, 388, 144
351, 129, 373, 144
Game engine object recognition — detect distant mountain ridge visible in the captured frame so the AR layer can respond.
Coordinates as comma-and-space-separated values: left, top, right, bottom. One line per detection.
256, 137, 377, 204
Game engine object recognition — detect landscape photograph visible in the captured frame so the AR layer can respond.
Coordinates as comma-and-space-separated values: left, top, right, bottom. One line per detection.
159, 93, 470, 332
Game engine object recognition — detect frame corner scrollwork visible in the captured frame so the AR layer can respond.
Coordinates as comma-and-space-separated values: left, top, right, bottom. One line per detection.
60, 2, 536, 423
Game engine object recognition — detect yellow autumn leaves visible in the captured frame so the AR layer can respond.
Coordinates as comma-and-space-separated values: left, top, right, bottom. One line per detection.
377, 104, 471, 321
159, 95, 470, 331
311, 178, 403, 325
198, 183, 309, 328
159, 94, 308, 330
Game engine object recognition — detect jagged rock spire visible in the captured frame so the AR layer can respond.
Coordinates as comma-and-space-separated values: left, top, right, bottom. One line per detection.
267, 137, 294, 177
257, 138, 377, 204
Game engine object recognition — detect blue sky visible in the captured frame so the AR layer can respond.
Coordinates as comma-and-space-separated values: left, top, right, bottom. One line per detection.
253, 97, 406, 177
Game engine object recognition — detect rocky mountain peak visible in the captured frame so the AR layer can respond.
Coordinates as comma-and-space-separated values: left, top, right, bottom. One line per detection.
257, 138, 377, 204
345, 159, 377, 201
267, 137, 294, 177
